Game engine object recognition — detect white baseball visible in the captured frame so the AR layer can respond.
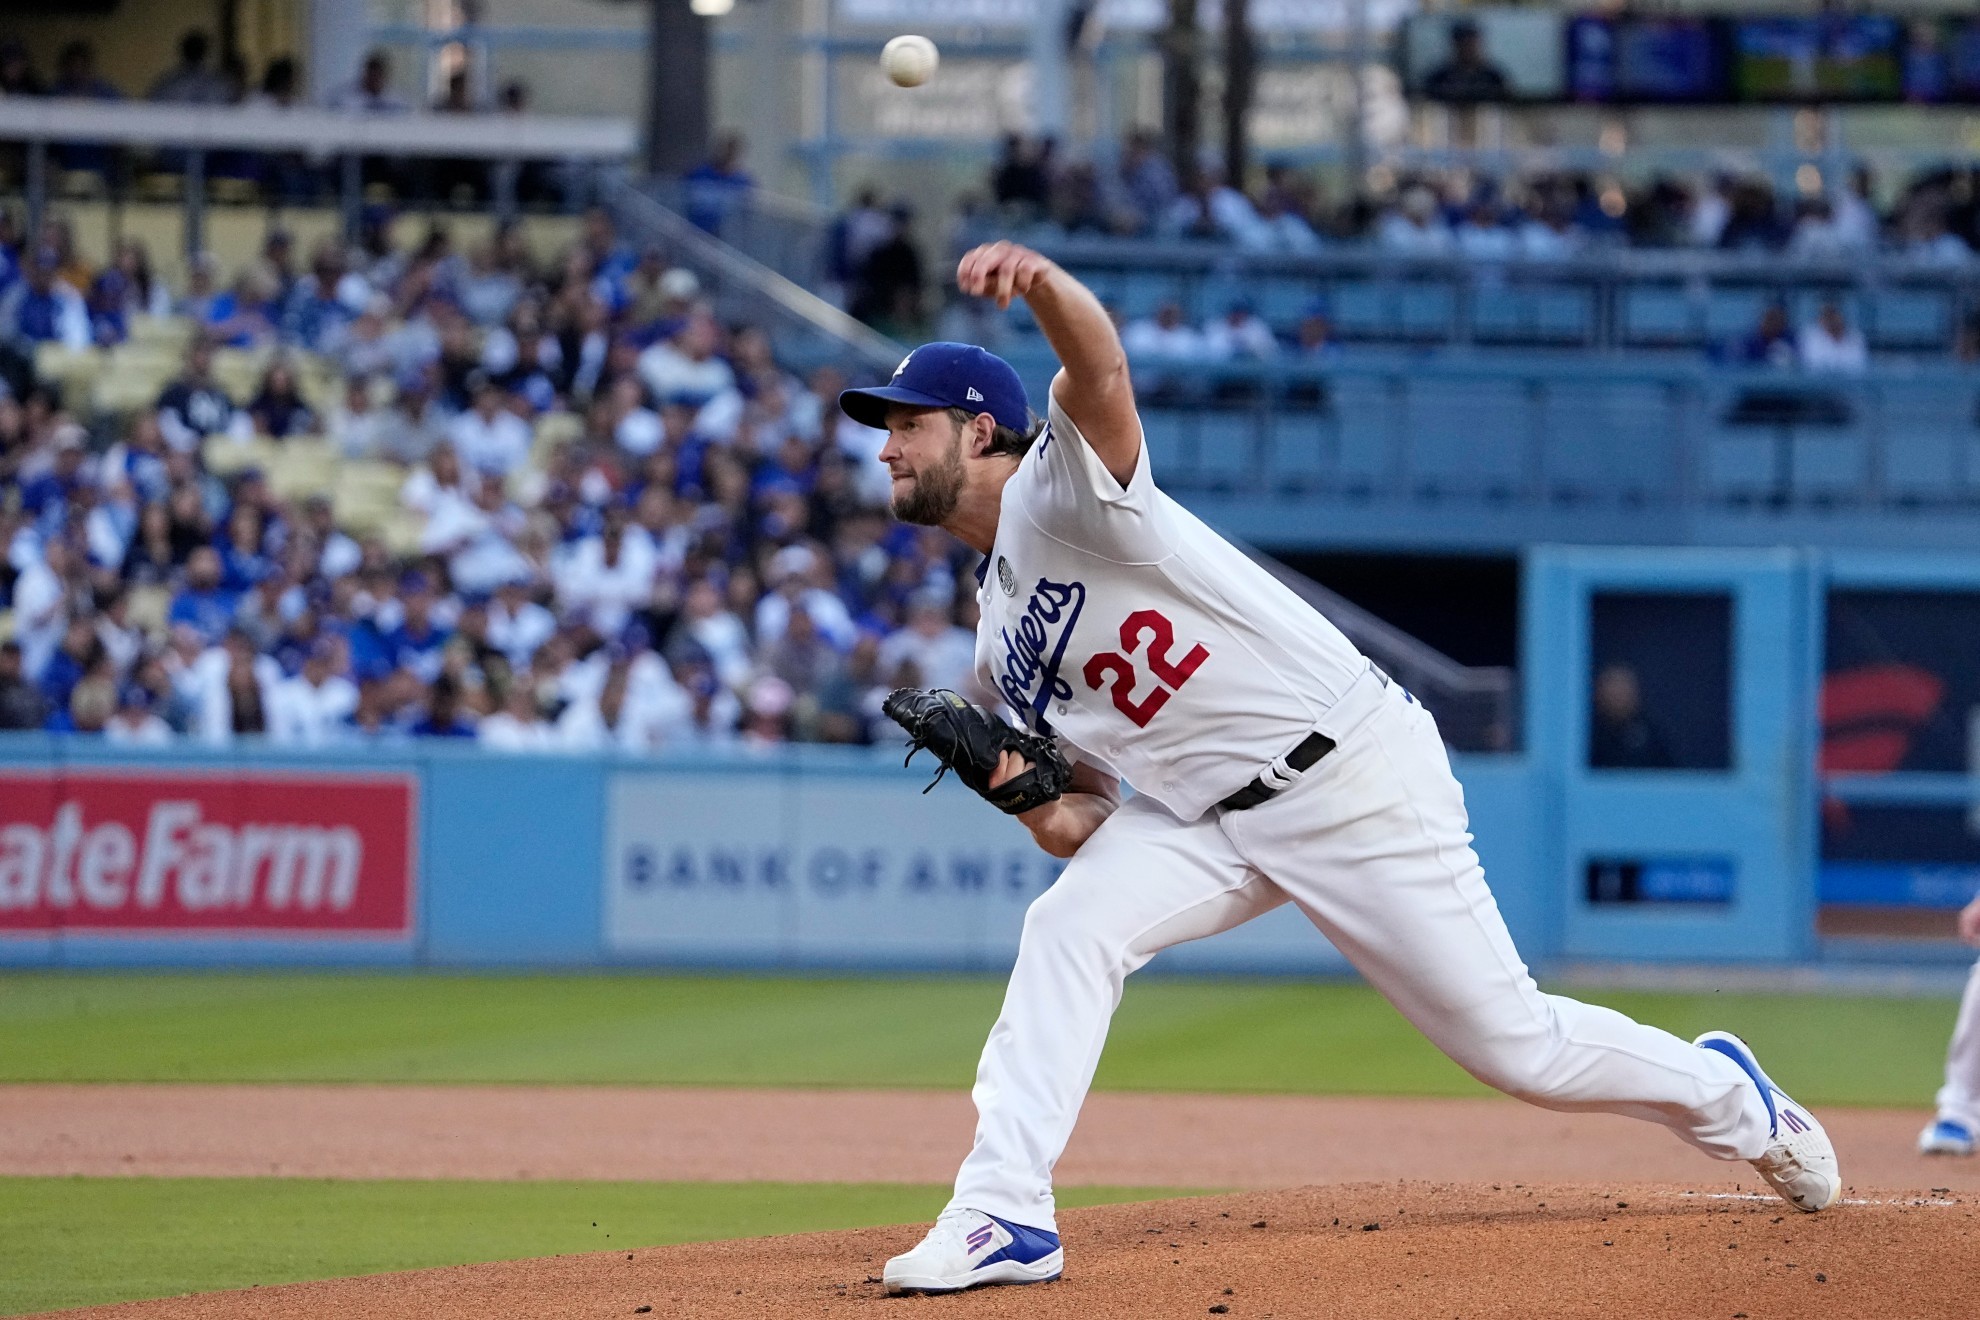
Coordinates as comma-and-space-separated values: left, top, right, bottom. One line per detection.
881, 34, 939, 88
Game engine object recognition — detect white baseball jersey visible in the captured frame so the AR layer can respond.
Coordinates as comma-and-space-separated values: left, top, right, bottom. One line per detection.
973, 393, 1366, 820
945, 371, 1783, 1242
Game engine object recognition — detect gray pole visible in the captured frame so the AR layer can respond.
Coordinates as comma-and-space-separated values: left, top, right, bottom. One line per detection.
647, 0, 712, 177
306, 0, 368, 103
1346, 0, 1369, 190
1030, 0, 1070, 141
1161, 0, 1201, 180
1222, 0, 1253, 187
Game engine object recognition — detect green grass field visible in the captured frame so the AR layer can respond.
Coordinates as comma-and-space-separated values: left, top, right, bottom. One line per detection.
0, 1178, 1182, 1316
0, 972, 1961, 1314
0, 972, 1957, 1104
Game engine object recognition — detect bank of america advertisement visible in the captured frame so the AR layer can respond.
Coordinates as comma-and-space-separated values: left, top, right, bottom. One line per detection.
602, 768, 1341, 972
604, 770, 1059, 968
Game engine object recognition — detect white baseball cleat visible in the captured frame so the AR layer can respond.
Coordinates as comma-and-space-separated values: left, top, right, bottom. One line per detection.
882, 1207, 1064, 1294
1696, 1030, 1840, 1213
1919, 1117, 1976, 1156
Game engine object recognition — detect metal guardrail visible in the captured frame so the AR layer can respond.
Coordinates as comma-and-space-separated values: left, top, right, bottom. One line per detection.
1034, 235, 1980, 285
1028, 238, 1979, 354
639, 177, 841, 299
0, 99, 636, 157
677, 187, 1980, 358
1247, 547, 1518, 753
0, 98, 638, 261
992, 354, 1980, 516
609, 180, 905, 377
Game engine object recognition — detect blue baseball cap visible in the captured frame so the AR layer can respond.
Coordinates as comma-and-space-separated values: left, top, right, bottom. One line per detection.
839, 342, 1030, 433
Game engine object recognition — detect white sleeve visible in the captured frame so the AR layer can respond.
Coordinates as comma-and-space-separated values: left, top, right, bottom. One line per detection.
266, 683, 300, 745
1012, 392, 1172, 565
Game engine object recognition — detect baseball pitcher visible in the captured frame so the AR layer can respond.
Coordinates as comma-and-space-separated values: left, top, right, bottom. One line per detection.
839, 242, 1841, 1296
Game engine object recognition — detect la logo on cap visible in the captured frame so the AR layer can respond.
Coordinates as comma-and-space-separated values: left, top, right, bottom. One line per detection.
893, 351, 914, 379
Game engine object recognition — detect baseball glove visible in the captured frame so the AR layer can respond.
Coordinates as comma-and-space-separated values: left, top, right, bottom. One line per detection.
883, 687, 1074, 815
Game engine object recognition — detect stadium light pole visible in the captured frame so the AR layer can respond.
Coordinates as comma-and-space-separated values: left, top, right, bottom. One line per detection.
646, 0, 713, 176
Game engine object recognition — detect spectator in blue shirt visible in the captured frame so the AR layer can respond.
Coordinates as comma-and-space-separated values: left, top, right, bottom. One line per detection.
18, 425, 90, 520
37, 616, 103, 719
578, 207, 639, 291
216, 503, 276, 591
0, 250, 90, 351
409, 673, 476, 737
380, 571, 451, 683
1723, 304, 1798, 370
684, 134, 756, 235
204, 268, 281, 348
86, 267, 132, 345
167, 546, 239, 644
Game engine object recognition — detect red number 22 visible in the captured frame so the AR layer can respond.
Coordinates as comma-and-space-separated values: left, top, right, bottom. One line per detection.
1081, 609, 1210, 728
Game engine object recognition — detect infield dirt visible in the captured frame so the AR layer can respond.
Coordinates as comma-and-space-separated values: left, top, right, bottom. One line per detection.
46, 1181, 1980, 1319
9, 1084, 1980, 1193
13, 1085, 1980, 1316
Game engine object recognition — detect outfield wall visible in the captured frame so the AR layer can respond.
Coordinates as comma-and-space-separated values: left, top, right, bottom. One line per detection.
0, 739, 1543, 974
12, 545, 1979, 974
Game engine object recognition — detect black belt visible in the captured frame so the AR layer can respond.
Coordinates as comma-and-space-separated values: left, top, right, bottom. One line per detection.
1218, 730, 1335, 811
1218, 666, 1391, 813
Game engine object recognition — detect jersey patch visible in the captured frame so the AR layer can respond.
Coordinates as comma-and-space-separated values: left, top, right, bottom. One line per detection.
995, 576, 1086, 731
996, 556, 1017, 597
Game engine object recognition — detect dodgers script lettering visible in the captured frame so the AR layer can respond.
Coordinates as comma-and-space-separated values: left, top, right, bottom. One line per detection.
997, 577, 1086, 728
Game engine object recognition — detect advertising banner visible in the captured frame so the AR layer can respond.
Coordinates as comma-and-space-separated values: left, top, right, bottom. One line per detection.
0, 769, 418, 938
605, 771, 1061, 967
603, 769, 1350, 972
1820, 590, 1980, 908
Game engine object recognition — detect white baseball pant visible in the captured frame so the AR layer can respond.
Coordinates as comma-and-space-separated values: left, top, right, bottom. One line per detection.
949, 676, 1775, 1231
1935, 957, 1980, 1131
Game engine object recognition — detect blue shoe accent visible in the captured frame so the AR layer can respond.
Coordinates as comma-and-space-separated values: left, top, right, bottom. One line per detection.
1697, 1031, 1778, 1139
976, 1215, 1060, 1271
1930, 1119, 1973, 1145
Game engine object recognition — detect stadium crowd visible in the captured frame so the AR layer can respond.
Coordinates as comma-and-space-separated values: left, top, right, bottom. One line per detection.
924, 130, 1980, 264
0, 203, 987, 751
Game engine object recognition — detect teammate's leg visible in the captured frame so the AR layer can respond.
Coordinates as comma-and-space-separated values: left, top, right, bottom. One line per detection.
948, 793, 1281, 1231
1930, 956, 1980, 1139
1223, 685, 1773, 1163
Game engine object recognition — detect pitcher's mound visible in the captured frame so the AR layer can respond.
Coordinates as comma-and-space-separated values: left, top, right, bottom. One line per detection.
62, 1180, 1979, 1320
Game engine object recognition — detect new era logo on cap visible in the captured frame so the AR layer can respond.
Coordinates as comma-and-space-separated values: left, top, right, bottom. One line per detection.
965, 387, 984, 402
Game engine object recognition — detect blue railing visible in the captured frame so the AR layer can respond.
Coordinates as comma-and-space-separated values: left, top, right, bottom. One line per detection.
1026, 241, 1978, 356
992, 354, 1980, 550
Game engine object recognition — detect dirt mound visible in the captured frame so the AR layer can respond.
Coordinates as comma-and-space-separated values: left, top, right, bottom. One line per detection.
53, 1181, 1980, 1320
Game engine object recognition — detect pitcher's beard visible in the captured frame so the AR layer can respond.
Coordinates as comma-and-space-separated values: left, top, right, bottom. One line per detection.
890, 447, 966, 526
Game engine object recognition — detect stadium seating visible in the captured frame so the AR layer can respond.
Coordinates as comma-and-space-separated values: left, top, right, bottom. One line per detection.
1050, 245, 1977, 358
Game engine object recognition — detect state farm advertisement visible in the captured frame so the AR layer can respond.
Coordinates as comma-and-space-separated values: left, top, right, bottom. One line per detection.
0, 770, 417, 937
